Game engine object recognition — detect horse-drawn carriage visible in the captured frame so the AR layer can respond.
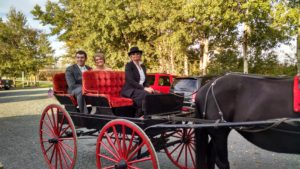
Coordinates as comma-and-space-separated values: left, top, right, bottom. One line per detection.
39, 71, 300, 169
39, 70, 196, 169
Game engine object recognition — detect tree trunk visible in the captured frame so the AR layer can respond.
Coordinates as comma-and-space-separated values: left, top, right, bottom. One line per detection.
170, 48, 175, 74
243, 22, 250, 74
199, 42, 204, 75
158, 44, 163, 72
202, 37, 209, 75
297, 26, 300, 75
184, 55, 189, 76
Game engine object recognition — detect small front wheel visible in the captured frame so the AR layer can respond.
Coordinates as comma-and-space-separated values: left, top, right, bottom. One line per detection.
96, 119, 160, 169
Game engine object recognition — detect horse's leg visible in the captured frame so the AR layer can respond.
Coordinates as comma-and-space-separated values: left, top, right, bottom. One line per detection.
207, 138, 216, 169
196, 128, 208, 169
213, 129, 231, 169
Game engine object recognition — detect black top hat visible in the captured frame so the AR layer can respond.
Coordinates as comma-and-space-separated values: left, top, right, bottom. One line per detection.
128, 47, 143, 56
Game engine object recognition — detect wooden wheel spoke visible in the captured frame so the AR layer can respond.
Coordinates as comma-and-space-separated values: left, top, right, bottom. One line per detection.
126, 130, 136, 157
45, 143, 55, 153
128, 157, 151, 164
43, 120, 56, 136
128, 165, 142, 169
103, 165, 115, 169
45, 112, 55, 129
185, 144, 188, 168
170, 142, 183, 155
128, 142, 145, 161
112, 126, 122, 155
59, 125, 70, 137
60, 140, 75, 153
58, 143, 69, 168
55, 145, 58, 169
41, 129, 54, 138
122, 125, 127, 156
171, 135, 182, 139
49, 144, 56, 163
51, 108, 58, 134
190, 143, 196, 151
58, 114, 65, 133
188, 144, 196, 167
105, 132, 120, 158
58, 142, 73, 163
176, 143, 185, 162
100, 141, 119, 160
57, 145, 63, 169
189, 129, 195, 135
98, 153, 118, 163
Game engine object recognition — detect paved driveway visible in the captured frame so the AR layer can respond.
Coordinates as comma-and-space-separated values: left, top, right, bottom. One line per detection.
0, 88, 299, 169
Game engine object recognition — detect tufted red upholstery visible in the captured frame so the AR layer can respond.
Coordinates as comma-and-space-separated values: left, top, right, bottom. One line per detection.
53, 73, 77, 106
82, 71, 133, 107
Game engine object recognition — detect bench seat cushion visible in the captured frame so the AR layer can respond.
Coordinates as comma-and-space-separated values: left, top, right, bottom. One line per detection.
85, 93, 134, 108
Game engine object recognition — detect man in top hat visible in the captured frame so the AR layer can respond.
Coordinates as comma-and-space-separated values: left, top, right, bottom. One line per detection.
121, 46, 154, 116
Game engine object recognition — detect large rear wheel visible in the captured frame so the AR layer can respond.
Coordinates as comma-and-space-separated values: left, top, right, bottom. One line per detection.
96, 119, 159, 169
39, 104, 77, 169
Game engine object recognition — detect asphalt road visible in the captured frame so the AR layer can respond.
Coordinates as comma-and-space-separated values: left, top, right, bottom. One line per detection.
0, 88, 300, 169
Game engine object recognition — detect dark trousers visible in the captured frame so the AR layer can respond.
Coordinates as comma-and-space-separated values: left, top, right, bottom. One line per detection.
71, 86, 88, 114
131, 89, 149, 116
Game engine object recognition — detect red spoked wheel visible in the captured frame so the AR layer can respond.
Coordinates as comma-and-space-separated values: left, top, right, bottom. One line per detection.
39, 104, 77, 169
163, 127, 195, 169
96, 119, 159, 169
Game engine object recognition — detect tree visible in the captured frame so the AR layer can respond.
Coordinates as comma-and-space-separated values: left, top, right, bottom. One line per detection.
0, 8, 54, 80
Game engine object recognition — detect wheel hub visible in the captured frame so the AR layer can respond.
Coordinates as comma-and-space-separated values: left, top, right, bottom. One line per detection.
48, 138, 59, 144
115, 159, 127, 169
183, 137, 191, 144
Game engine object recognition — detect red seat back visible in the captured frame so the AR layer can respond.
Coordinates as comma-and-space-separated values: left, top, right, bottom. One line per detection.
82, 71, 125, 97
53, 73, 68, 94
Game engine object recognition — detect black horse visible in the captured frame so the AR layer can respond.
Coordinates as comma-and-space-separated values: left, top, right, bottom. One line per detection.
195, 73, 300, 169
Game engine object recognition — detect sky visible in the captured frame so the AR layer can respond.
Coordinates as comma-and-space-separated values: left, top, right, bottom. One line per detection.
0, 0, 296, 62
0, 0, 66, 57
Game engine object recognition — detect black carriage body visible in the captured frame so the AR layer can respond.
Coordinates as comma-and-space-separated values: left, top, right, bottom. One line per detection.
56, 93, 185, 137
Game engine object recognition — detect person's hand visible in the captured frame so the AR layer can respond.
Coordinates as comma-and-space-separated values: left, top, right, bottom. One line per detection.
144, 87, 154, 93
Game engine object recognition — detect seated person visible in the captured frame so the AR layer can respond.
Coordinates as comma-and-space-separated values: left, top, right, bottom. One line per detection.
65, 50, 92, 114
93, 52, 112, 71
121, 47, 154, 116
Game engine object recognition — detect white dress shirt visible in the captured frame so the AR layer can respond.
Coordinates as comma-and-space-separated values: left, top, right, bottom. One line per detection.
134, 62, 145, 85
77, 65, 87, 72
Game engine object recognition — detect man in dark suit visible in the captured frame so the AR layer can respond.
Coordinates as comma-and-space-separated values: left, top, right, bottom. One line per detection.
121, 47, 154, 116
65, 50, 92, 113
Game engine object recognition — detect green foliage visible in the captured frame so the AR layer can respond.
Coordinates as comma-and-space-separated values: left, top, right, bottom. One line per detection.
0, 8, 54, 78
31, 0, 298, 76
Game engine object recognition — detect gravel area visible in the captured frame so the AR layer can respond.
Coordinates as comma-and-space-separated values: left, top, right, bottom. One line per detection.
0, 88, 300, 169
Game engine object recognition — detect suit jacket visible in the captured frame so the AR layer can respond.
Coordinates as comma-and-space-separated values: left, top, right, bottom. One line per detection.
121, 61, 149, 97
65, 64, 92, 94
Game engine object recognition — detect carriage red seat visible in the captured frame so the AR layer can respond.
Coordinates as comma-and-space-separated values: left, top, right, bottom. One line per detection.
53, 73, 77, 106
82, 71, 133, 108
293, 76, 300, 112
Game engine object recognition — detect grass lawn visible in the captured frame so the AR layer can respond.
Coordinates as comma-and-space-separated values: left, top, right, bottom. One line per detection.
14, 81, 53, 89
